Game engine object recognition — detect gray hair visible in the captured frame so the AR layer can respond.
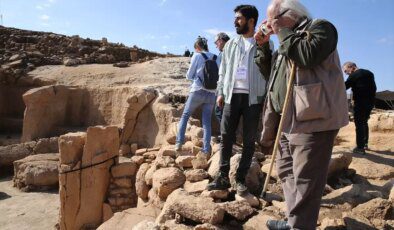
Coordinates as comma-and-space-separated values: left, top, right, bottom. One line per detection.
342, 61, 357, 68
271, 0, 311, 21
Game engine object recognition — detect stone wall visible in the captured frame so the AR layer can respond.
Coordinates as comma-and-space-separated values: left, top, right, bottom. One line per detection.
21, 85, 151, 141
58, 126, 119, 230
21, 84, 179, 149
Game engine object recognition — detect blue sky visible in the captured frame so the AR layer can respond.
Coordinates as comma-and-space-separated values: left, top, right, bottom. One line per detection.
1, 0, 393, 91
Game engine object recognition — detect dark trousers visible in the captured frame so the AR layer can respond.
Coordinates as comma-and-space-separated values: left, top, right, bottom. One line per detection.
277, 130, 338, 230
214, 103, 223, 127
219, 94, 262, 182
354, 105, 373, 149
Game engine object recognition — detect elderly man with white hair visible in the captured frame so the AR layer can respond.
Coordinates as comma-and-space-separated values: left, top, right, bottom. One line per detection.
254, 0, 349, 229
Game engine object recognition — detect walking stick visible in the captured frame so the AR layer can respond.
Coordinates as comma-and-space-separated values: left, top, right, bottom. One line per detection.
261, 61, 297, 198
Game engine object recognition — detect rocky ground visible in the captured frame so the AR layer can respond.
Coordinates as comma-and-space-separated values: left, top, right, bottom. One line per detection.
0, 112, 392, 230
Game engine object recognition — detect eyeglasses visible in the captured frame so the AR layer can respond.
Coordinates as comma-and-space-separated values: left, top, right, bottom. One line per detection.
268, 9, 289, 23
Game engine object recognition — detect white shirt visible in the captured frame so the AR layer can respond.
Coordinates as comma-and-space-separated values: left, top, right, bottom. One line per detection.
233, 36, 255, 94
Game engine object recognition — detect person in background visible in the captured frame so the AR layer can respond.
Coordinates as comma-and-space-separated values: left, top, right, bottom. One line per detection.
213, 32, 230, 139
343, 61, 377, 154
255, 0, 349, 229
175, 36, 219, 157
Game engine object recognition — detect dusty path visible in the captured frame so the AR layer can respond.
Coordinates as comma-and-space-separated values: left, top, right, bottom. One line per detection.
0, 176, 59, 230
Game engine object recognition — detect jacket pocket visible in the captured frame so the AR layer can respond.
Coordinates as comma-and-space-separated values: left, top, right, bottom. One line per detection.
293, 82, 330, 121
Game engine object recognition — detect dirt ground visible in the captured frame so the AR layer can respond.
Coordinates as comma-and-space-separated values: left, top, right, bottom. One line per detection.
0, 176, 59, 230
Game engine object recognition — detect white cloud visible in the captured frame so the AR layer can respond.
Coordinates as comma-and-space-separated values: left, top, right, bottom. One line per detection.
159, 0, 167, 6
378, 36, 394, 46
162, 45, 168, 50
36, 5, 44, 10
48, 0, 56, 3
40, 14, 50, 20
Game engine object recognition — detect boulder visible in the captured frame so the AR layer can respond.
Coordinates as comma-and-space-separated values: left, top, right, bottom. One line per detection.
235, 193, 260, 207
111, 161, 137, 178
157, 146, 177, 158
243, 211, 280, 230
97, 206, 159, 230
131, 156, 144, 165
185, 169, 209, 182
230, 154, 264, 195
33, 137, 59, 154
183, 180, 209, 194
154, 156, 175, 168
175, 156, 195, 168
328, 149, 352, 178
191, 153, 209, 170
351, 198, 393, 220
320, 218, 346, 230
156, 189, 225, 225
322, 184, 380, 207
200, 190, 229, 200
0, 141, 36, 168
152, 167, 186, 199
136, 163, 150, 200
218, 201, 254, 221
13, 153, 59, 191
261, 161, 278, 179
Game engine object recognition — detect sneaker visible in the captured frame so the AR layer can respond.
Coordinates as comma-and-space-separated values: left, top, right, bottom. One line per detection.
353, 147, 365, 154
206, 174, 231, 191
364, 144, 369, 150
175, 143, 182, 151
266, 220, 291, 230
235, 181, 248, 196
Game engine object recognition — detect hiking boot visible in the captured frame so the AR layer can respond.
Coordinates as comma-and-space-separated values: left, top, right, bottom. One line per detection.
353, 147, 365, 154
175, 143, 182, 151
235, 181, 248, 196
206, 174, 230, 191
266, 220, 291, 230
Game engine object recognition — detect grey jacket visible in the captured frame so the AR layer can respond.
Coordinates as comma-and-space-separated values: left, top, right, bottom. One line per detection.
260, 19, 349, 146
217, 35, 271, 105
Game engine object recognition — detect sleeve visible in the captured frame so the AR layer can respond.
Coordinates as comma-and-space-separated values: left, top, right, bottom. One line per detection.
186, 53, 199, 81
277, 20, 338, 68
216, 44, 229, 97
345, 74, 355, 90
254, 41, 273, 81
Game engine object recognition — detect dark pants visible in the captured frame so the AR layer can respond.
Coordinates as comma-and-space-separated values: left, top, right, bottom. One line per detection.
214, 103, 223, 127
277, 130, 338, 230
354, 104, 373, 149
219, 94, 262, 183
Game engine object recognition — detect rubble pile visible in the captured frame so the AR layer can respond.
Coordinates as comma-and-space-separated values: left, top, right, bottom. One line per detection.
0, 25, 169, 85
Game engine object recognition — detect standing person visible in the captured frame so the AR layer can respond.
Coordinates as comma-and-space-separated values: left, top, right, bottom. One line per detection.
175, 36, 219, 156
213, 32, 230, 135
343, 62, 376, 154
206, 5, 272, 196
255, 0, 349, 229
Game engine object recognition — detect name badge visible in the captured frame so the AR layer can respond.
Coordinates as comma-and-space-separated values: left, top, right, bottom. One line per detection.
235, 66, 247, 80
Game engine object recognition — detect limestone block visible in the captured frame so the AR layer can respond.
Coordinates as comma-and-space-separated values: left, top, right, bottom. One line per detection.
13, 153, 59, 191
152, 167, 186, 199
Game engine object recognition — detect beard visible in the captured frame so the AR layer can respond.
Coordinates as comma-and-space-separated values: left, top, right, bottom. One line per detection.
235, 23, 249, 35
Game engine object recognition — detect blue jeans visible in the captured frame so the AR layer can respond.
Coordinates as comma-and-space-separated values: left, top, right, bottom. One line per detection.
176, 89, 216, 153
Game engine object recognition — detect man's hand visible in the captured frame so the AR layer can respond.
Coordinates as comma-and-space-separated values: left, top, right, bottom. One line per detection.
254, 30, 270, 47
217, 95, 224, 108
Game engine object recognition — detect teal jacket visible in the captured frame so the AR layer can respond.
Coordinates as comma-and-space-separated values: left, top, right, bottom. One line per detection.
217, 35, 272, 105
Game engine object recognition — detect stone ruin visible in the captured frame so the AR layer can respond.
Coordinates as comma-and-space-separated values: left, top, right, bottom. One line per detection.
0, 26, 393, 230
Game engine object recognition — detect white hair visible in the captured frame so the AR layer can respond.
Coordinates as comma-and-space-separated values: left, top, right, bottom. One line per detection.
271, 0, 311, 21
